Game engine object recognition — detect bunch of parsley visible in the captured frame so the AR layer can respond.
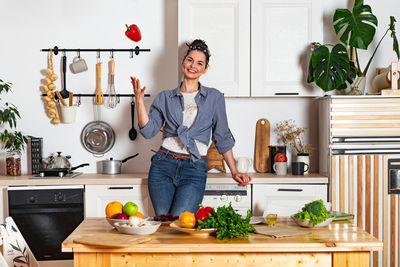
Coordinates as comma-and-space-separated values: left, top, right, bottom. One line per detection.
196, 203, 255, 240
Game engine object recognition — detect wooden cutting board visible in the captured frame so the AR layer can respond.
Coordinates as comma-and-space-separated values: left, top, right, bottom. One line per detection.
254, 118, 270, 172
74, 233, 152, 248
254, 225, 311, 238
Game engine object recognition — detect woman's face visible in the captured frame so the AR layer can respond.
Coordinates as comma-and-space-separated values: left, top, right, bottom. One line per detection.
181, 50, 208, 80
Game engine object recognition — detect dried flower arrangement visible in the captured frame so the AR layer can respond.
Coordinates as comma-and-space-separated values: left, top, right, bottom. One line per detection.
273, 120, 314, 155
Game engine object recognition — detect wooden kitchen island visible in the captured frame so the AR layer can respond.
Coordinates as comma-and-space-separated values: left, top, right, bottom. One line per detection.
62, 218, 382, 267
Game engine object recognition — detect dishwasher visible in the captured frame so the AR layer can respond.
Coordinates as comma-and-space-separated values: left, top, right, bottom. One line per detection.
7, 185, 84, 261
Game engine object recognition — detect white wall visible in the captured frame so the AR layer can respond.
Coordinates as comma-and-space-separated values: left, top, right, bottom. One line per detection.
0, 0, 398, 175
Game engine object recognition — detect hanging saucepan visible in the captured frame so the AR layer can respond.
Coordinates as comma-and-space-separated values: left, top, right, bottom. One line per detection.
101, 153, 139, 174
39, 152, 89, 177
81, 121, 115, 156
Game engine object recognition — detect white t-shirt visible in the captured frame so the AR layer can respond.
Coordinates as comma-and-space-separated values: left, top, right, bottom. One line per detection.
162, 91, 209, 156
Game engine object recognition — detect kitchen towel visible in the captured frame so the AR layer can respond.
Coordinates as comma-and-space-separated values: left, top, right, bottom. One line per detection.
254, 225, 311, 238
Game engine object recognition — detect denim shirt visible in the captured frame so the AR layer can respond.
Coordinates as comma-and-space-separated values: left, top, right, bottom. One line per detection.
139, 83, 235, 160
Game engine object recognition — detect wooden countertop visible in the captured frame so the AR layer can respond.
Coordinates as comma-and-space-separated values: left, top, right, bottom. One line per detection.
0, 173, 328, 186
62, 217, 382, 253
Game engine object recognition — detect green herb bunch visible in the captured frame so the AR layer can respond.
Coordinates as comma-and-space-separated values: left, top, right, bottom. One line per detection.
196, 203, 255, 240
294, 199, 331, 226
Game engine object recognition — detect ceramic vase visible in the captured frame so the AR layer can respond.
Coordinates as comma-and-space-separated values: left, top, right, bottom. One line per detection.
296, 153, 309, 174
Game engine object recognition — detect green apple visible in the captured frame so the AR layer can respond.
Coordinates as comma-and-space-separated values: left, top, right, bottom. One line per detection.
123, 202, 138, 216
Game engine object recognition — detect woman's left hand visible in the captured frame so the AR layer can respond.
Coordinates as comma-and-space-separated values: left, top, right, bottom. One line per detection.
232, 172, 252, 186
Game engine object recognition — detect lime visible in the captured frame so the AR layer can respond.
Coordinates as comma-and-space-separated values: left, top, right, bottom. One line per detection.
123, 202, 138, 216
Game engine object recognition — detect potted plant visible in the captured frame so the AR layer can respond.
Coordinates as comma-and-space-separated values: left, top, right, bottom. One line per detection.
307, 0, 400, 94
0, 79, 28, 175
273, 120, 314, 174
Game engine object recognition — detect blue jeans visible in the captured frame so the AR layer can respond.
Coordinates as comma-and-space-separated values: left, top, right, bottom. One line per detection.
148, 147, 208, 216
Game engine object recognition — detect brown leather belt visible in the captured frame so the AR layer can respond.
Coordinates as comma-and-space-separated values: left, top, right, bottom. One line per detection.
159, 149, 207, 161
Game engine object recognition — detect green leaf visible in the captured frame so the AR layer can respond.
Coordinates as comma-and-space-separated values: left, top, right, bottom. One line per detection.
333, 4, 378, 49
311, 44, 350, 91
389, 16, 400, 60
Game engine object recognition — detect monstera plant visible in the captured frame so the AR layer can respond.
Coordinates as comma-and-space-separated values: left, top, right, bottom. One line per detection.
307, 0, 400, 93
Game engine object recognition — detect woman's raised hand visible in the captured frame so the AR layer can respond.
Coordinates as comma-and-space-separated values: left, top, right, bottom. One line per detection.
131, 76, 146, 101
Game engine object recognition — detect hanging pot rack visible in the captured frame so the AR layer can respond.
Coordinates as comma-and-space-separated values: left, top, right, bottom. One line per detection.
40, 46, 151, 102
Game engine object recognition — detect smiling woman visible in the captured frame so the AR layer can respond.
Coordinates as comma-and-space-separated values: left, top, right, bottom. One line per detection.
130, 39, 252, 217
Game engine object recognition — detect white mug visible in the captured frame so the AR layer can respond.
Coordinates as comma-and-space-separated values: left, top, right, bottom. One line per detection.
236, 157, 252, 173
273, 162, 287, 175
70, 56, 88, 73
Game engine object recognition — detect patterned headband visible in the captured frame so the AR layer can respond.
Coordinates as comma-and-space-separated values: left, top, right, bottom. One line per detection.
186, 43, 210, 63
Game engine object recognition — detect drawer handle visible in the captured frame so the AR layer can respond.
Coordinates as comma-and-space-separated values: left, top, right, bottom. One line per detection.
108, 186, 134, 190
277, 188, 303, 192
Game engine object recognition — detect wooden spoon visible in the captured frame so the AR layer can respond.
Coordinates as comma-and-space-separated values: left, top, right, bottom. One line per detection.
95, 62, 104, 105
69, 91, 73, 106
55, 91, 66, 106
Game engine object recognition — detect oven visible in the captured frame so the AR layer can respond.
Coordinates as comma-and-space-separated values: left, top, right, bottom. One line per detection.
201, 184, 251, 217
7, 185, 84, 261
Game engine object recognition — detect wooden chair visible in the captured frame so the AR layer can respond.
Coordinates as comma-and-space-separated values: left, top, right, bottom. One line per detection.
0, 217, 39, 267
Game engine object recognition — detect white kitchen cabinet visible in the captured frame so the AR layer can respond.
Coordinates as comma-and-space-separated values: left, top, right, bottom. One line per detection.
84, 185, 154, 217
0, 186, 7, 223
178, 0, 250, 96
252, 184, 327, 216
178, 0, 322, 97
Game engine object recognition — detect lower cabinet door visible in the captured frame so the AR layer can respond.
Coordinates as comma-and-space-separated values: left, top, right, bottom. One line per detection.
85, 185, 154, 217
252, 184, 327, 216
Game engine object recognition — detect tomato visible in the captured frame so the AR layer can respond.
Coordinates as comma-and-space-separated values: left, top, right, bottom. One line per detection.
195, 206, 214, 221
179, 211, 196, 228
274, 153, 287, 162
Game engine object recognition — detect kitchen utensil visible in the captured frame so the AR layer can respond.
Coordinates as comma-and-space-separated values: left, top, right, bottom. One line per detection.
95, 62, 104, 105
254, 118, 270, 172
74, 233, 152, 247
236, 157, 252, 173
60, 105, 77, 124
69, 91, 73, 106
291, 215, 335, 228
273, 162, 287, 175
81, 120, 115, 155
70, 55, 88, 74
270, 145, 286, 173
40, 152, 89, 176
105, 59, 117, 109
55, 91, 66, 106
101, 153, 139, 174
291, 162, 309, 175
114, 221, 161, 235
128, 100, 138, 140
106, 218, 128, 227
60, 55, 70, 99
169, 221, 217, 235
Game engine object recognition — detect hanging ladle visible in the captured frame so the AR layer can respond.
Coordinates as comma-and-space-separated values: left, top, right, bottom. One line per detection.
59, 53, 70, 99
128, 100, 137, 140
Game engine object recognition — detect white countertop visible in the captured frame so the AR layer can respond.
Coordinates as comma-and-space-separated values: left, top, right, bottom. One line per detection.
0, 173, 328, 186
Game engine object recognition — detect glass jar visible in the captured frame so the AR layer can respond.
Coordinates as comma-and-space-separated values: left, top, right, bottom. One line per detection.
6, 151, 22, 176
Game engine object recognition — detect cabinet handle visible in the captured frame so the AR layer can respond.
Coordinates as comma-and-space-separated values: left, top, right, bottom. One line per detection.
277, 188, 303, 192
108, 186, 134, 190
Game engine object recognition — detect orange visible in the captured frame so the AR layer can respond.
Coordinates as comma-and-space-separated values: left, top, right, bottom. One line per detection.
129, 211, 144, 219
179, 211, 196, 228
105, 201, 123, 218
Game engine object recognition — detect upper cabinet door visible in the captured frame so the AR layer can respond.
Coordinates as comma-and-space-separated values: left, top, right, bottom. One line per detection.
178, 0, 250, 97
251, 0, 323, 96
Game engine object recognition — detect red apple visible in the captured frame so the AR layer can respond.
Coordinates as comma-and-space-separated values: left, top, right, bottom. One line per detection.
112, 213, 128, 219
274, 153, 287, 162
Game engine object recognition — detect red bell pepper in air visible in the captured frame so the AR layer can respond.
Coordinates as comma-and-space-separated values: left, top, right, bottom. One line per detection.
125, 24, 142, 42
196, 206, 214, 221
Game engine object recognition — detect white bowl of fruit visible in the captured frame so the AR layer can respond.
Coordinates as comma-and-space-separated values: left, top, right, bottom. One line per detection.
105, 201, 145, 227
114, 217, 161, 235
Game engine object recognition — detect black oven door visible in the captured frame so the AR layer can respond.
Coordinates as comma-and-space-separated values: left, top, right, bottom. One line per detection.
8, 187, 84, 261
